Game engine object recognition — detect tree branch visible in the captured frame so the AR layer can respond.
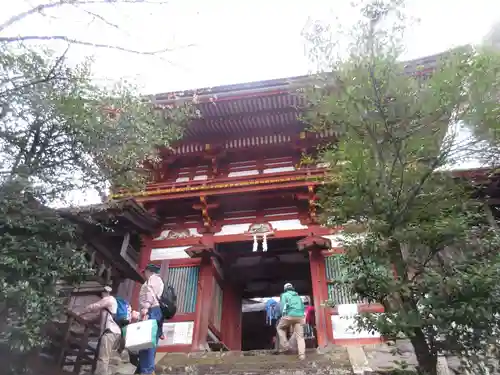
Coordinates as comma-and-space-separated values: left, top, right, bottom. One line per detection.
0, 0, 171, 32
0, 0, 67, 32
0, 35, 194, 55
79, 8, 121, 30
0, 46, 69, 100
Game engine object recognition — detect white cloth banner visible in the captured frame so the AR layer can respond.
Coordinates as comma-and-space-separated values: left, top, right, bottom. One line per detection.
124, 320, 158, 352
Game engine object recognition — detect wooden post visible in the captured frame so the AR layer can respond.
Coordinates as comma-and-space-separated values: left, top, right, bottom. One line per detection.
131, 235, 152, 310
233, 291, 242, 351
57, 313, 74, 368
74, 326, 90, 374
221, 283, 242, 350
221, 282, 233, 349
309, 248, 331, 347
191, 255, 214, 351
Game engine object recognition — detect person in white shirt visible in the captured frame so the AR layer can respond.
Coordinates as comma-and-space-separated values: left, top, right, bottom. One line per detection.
80, 286, 121, 375
137, 264, 165, 375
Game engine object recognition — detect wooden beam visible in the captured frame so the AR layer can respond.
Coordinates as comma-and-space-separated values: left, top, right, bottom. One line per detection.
199, 106, 300, 121
213, 227, 334, 244
185, 244, 215, 258
132, 179, 325, 202
220, 249, 305, 265
228, 262, 310, 282
242, 283, 312, 299
295, 192, 319, 201
297, 236, 331, 251
153, 193, 301, 219
192, 203, 220, 210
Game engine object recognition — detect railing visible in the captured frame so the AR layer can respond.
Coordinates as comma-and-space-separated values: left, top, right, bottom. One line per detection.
48, 310, 101, 374
145, 167, 325, 193
112, 166, 328, 199
119, 233, 139, 270
125, 244, 139, 264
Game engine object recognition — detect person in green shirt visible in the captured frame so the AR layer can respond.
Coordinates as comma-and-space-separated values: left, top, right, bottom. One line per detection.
276, 283, 306, 360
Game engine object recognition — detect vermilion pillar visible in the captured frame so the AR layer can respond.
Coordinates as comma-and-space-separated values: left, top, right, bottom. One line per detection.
309, 248, 331, 347
221, 283, 242, 350
191, 255, 214, 351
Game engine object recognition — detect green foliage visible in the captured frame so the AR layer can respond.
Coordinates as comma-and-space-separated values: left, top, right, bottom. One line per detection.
464, 49, 500, 164
0, 181, 91, 353
0, 43, 192, 199
0, 42, 192, 361
304, 1, 500, 374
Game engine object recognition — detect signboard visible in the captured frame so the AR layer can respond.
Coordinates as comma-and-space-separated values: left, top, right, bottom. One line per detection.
158, 321, 194, 346
331, 315, 380, 339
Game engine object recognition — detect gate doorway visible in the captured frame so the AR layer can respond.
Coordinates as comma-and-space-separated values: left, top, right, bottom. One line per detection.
217, 237, 317, 351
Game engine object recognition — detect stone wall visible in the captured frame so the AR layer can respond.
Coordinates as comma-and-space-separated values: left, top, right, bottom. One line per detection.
363, 340, 463, 374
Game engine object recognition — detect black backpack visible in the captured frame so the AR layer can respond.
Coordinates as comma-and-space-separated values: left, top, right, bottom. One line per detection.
158, 285, 177, 319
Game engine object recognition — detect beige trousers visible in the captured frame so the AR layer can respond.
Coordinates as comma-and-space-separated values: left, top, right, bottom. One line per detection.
276, 316, 306, 358
95, 332, 121, 375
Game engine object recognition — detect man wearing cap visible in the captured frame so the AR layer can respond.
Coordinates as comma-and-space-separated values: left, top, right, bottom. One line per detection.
80, 286, 121, 375
277, 282, 306, 360
137, 264, 165, 375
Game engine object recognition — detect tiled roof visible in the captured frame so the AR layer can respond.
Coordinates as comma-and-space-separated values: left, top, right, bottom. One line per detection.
60, 198, 160, 234
154, 49, 465, 140
186, 93, 305, 138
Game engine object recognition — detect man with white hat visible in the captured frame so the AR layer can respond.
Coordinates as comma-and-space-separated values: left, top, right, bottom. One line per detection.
80, 285, 121, 375
277, 282, 306, 360
137, 263, 165, 375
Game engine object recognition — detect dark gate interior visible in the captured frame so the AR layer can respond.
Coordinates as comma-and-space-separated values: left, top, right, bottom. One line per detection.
216, 237, 314, 351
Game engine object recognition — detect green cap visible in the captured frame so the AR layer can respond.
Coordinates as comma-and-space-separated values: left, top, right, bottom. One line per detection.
144, 263, 161, 274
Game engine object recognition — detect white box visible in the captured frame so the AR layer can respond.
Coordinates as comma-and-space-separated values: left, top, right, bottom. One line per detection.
124, 320, 158, 352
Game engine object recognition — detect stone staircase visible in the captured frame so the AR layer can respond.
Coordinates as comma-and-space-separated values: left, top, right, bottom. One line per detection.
153, 347, 353, 375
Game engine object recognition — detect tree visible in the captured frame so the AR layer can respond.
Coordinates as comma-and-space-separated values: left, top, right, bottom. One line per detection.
0, 43, 193, 365
463, 27, 500, 166
303, 1, 500, 374
1, 43, 192, 198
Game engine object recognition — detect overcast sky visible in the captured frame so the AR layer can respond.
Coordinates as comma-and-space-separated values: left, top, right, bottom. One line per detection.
1, 0, 499, 204
2, 0, 499, 93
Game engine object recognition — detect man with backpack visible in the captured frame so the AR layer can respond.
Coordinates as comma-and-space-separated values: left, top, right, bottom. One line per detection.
137, 263, 165, 375
276, 283, 306, 360
129, 264, 177, 375
80, 285, 130, 375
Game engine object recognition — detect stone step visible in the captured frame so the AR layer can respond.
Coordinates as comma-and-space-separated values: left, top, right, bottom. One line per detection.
155, 346, 353, 375
157, 365, 352, 375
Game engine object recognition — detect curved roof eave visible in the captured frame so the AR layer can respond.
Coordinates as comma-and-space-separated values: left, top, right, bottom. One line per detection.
151, 46, 470, 107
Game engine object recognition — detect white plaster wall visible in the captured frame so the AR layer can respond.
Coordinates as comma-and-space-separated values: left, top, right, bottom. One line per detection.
269, 219, 308, 231
214, 219, 308, 237
150, 246, 191, 260
263, 166, 295, 174
227, 170, 259, 177
214, 223, 252, 236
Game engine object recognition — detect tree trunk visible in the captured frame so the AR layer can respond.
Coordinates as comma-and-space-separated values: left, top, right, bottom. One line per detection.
411, 327, 437, 375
